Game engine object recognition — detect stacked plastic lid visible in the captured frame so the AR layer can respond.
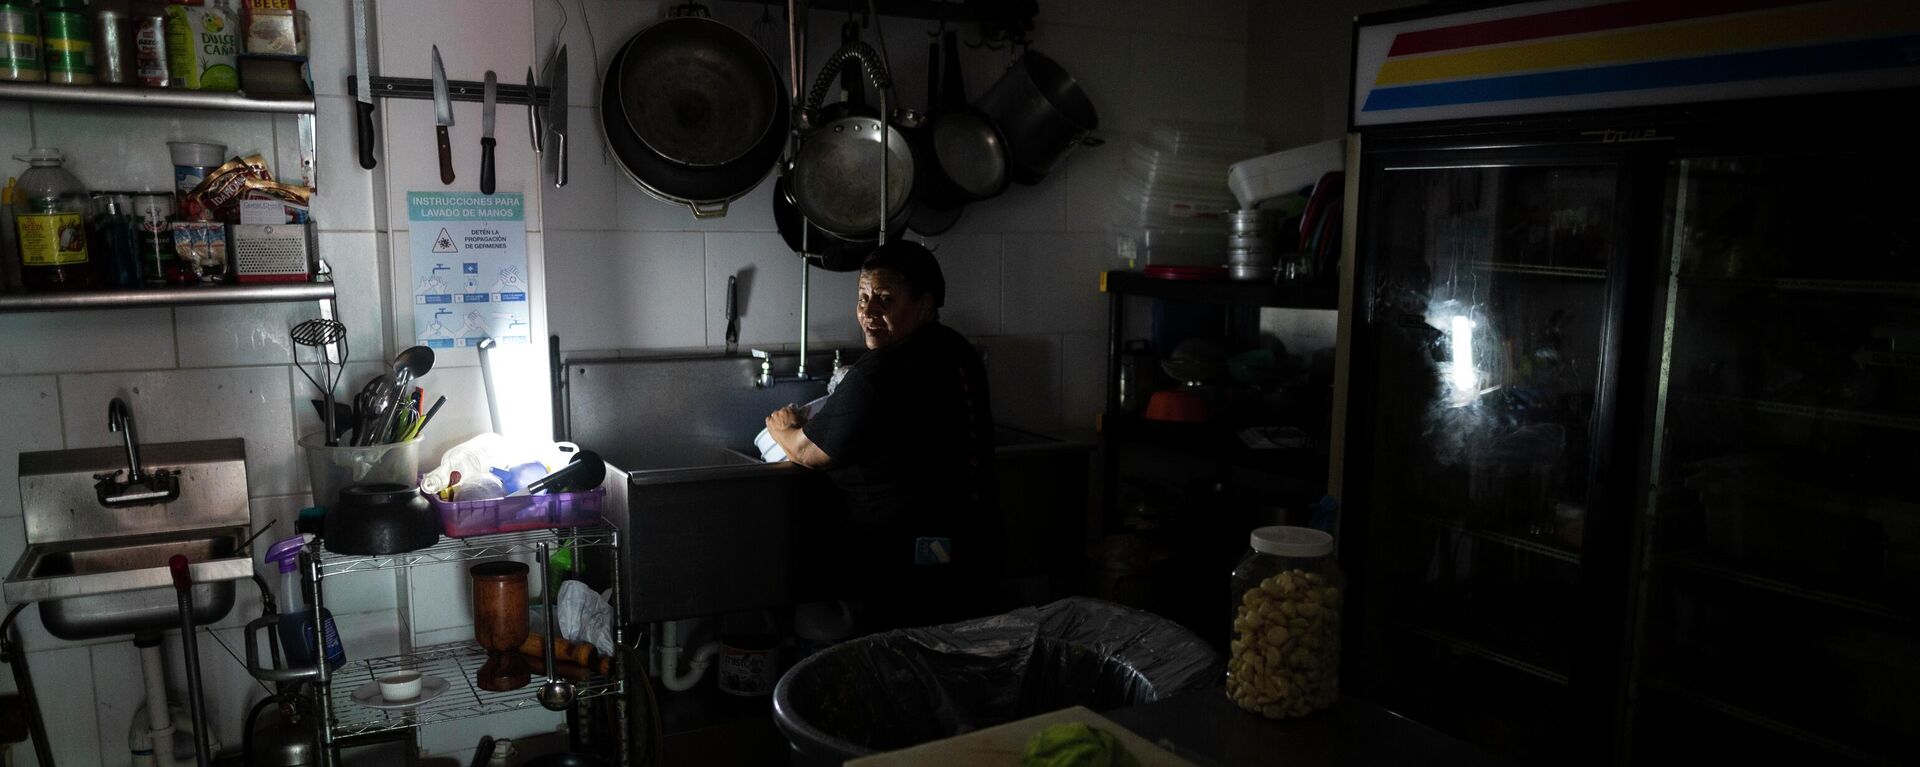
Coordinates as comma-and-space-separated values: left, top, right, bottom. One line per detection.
1110, 123, 1266, 269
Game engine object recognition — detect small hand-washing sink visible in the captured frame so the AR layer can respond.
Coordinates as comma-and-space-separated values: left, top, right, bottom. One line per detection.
3, 526, 253, 639
5, 436, 256, 641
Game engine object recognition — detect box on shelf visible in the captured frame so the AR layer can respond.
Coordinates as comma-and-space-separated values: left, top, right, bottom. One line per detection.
233, 221, 314, 282
1229, 138, 1344, 209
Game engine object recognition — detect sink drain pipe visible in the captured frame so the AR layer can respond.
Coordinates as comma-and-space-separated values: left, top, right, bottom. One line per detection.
135, 632, 179, 767
0, 604, 55, 767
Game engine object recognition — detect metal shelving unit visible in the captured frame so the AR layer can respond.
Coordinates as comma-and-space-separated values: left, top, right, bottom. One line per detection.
0, 281, 336, 314
1468, 261, 1607, 280
0, 80, 315, 112
1660, 551, 1917, 625
256, 523, 626, 764
1398, 623, 1571, 686
325, 640, 622, 739
1683, 394, 1920, 432
1412, 513, 1582, 565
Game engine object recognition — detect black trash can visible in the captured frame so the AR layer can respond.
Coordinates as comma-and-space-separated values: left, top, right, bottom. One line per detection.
770, 597, 1222, 764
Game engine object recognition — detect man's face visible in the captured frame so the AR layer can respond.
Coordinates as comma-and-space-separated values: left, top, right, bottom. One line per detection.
857, 269, 935, 349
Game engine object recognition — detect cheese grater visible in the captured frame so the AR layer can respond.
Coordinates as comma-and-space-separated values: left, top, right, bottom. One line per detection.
232, 223, 314, 282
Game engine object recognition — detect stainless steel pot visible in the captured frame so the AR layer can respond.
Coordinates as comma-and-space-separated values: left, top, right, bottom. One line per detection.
977, 50, 1098, 185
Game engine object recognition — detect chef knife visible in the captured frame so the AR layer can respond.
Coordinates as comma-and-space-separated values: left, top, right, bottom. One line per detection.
351, 0, 376, 169
431, 45, 455, 185
548, 46, 568, 188
526, 66, 542, 154
480, 70, 497, 195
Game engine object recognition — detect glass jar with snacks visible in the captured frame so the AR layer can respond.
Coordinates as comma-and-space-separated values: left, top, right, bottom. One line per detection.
1227, 525, 1343, 720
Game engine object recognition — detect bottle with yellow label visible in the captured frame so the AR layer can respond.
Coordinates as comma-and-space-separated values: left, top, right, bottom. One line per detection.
13, 148, 96, 292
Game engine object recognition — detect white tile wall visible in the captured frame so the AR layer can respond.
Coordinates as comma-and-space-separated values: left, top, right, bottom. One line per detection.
0, 376, 63, 518
0, 309, 178, 376
58, 366, 304, 497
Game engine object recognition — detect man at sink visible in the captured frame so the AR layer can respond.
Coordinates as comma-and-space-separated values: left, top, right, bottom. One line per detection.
764, 241, 999, 630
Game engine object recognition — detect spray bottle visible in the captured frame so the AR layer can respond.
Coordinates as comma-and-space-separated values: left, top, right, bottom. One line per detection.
264, 534, 346, 671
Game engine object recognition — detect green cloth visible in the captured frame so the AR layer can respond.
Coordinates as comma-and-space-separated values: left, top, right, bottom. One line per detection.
1022, 722, 1141, 767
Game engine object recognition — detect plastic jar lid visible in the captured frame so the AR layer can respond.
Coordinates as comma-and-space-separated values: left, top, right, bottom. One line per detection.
1250, 526, 1333, 557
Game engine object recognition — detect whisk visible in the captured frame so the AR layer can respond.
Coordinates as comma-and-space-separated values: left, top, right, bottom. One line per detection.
291, 319, 350, 446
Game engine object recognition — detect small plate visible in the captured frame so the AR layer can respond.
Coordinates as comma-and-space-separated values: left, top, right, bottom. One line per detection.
351, 674, 449, 710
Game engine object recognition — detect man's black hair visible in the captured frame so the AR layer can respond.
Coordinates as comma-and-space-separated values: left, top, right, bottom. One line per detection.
860, 239, 946, 308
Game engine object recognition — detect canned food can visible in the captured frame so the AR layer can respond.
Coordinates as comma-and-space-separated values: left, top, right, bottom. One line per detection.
0, 2, 44, 82
134, 14, 166, 87
95, 9, 128, 84
40, 7, 92, 85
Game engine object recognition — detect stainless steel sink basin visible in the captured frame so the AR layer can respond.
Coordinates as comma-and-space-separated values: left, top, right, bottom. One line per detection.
5, 527, 251, 639
3, 436, 254, 640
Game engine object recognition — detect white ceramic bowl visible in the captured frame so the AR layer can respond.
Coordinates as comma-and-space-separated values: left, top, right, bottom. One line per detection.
378, 671, 423, 701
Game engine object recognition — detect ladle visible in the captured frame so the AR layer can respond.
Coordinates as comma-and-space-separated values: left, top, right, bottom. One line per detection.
536, 545, 576, 711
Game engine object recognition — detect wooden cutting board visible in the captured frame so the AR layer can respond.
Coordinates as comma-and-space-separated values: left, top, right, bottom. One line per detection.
848, 706, 1197, 767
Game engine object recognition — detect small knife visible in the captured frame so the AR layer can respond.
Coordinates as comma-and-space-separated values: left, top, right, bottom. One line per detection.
431, 46, 455, 185
549, 46, 568, 188
526, 66, 542, 155
480, 70, 497, 195
350, 0, 376, 168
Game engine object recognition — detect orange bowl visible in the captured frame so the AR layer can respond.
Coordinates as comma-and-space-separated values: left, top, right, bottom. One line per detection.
1143, 389, 1209, 422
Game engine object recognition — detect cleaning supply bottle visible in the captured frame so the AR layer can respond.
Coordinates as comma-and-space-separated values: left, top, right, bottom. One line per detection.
265, 534, 347, 671
13, 148, 95, 291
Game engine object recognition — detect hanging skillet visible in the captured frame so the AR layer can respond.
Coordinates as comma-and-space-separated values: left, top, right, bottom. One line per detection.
906, 35, 963, 237
602, 27, 788, 217
776, 23, 887, 271
787, 36, 914, 240
924, 30, 1009, 204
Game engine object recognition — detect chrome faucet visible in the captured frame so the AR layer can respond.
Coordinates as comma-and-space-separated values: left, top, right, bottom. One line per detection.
108, 397, 145, 483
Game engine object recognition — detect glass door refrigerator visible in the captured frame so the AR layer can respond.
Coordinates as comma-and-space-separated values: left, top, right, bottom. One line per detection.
1337, 2, 1920, 764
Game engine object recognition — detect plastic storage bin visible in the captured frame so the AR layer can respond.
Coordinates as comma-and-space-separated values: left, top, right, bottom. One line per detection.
301, 433, 420, 511
430, 486, 606, 538
1227, 525, 1343, 720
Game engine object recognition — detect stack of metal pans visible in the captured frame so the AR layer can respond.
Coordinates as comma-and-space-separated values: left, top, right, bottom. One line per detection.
1226, 209, 1281, 281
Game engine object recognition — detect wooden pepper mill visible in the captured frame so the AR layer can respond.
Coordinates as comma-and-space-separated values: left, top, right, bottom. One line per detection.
470, 561, 531, 692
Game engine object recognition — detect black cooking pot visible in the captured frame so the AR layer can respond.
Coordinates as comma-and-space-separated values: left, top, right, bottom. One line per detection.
603, 33, 789, 218
323, 483, 439, 555
977, 50, 1098, 185
619, 16, 783, 168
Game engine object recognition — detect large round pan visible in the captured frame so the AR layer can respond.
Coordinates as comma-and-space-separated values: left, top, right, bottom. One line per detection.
603, 38, 788, 218
619, 16, 782, 168
790, 115, 914, 238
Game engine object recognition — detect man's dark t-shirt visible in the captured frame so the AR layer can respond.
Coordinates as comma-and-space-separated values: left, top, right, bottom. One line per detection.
803, 321, 996, 537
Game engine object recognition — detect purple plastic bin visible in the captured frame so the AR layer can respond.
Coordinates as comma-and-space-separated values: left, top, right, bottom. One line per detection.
431, 487, 606, 538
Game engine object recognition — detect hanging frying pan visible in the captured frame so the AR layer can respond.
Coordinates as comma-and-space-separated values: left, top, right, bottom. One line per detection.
774, 23, 890, 271
618, 14, 783, 168
602, 36, 788, 218
788, 38, 914, 240
924, 30, 1009, 204
906, 36, 964, 237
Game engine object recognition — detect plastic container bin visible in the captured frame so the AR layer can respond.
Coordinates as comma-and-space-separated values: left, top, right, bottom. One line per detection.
301, 433, 420, 511
1228, 138, 1344, 208
430, 486, 606, 538
1228, 526, 1344, 720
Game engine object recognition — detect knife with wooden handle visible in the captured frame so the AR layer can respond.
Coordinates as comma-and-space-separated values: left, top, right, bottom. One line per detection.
480, 70, 497, 195
431, 46, 455, 185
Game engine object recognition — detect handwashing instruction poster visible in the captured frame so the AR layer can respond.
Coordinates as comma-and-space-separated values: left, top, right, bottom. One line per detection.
408, 192, 531, 348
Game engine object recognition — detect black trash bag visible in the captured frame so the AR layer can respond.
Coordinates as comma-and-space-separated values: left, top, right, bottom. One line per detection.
771, 597, 1221, 764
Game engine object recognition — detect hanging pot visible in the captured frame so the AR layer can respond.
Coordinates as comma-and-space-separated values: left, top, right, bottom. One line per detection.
788, 39, 914, 240
619, 15, 783, 168
775, 24, 892, 271
602, 35, 788, 218
976, 50, 1098, 185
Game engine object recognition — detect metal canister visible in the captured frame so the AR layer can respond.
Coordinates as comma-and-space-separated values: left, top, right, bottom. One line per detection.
94, 8, 129, 84
38, 0, 91, 85
0, 1, 44, 82
133, 14, 166, 87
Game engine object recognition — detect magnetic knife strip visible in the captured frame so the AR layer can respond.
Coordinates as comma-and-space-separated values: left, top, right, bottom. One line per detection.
349, 76, 551, 107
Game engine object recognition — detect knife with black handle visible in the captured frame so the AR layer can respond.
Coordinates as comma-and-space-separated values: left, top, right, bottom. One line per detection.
431, 46, 455, 185
480, 70, 497, 195
351, 0, 376, 169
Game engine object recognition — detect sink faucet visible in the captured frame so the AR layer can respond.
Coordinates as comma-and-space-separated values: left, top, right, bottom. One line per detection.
108, 398, 145, 483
